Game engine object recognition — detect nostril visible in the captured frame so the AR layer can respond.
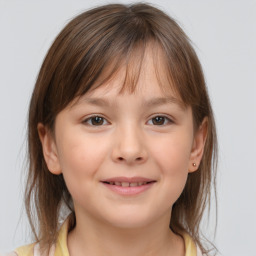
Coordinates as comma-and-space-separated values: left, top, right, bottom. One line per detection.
117, 156, 143, 162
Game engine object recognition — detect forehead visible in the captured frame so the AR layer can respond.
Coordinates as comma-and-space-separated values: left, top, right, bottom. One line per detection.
78, 43, 185, 107
72, 45, 186, 111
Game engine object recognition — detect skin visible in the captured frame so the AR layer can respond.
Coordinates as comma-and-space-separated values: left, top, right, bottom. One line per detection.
38, 47, 207, 256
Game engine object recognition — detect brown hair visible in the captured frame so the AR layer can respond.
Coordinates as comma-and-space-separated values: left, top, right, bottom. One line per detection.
26, 3, 217, 254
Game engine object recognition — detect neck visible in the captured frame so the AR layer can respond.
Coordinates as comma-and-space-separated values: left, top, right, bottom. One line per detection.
67, 211, 185, 256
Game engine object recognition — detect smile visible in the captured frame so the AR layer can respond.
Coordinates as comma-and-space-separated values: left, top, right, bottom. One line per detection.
102, 181, 154, 187
101, 177, 156, 195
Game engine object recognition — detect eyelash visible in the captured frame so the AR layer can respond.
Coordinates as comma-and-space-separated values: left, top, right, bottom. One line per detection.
147, 115, 173, 126
82, 115, 174, 126
82, 115, 109, 126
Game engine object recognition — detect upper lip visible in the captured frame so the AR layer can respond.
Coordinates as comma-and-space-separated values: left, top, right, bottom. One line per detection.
101, 176, 156, 183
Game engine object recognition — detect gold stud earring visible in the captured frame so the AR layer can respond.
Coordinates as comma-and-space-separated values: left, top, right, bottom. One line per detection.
192, 163, 196, 167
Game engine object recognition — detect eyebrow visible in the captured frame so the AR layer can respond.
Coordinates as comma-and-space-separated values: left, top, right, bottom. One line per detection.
81, 96, 185, 109
142, 97, 185, 109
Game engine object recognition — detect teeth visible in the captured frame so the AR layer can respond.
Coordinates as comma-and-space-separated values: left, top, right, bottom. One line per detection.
121, 182, 129, 187
116, 182, 149, 186
108, 181, 152, 186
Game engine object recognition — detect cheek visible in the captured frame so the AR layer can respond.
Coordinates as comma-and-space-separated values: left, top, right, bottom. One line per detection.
148, 132, 192, 199
56, 132, 109, 197
150, 132, 192, 173
57, 131, 107, 171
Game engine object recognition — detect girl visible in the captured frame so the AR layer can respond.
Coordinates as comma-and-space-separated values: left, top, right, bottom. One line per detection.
11, 3, 217, 256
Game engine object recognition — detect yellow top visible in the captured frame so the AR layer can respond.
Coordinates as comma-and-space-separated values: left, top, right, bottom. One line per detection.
15, 220, 198, 256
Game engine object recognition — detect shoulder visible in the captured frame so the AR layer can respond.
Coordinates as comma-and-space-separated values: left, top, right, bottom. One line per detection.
14, 243, 35, 256
180, 232, 204, 256
10, 217, 70, 256
0, 243, 34, 256
9, 243, 55, 256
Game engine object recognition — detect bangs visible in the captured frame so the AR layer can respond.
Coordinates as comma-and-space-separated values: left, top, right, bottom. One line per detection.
75, 40, 183, 98
41, 3, 205, 127
76, 39, 150, 96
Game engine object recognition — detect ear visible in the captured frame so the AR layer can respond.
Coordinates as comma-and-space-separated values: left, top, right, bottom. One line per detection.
37, 123, 62, 175
189, 117, 208, 173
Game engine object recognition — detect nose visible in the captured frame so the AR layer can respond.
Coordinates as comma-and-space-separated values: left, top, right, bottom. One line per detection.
111, 125, 148, 165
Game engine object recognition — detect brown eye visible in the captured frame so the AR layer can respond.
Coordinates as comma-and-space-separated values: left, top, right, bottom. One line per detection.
91, 116, 104, 125
83, 116, 107, 126
152, 116, 165, 125
149, 116, 172, 126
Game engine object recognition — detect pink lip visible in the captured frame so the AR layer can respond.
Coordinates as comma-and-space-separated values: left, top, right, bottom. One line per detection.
101, 176, 155, 183
100, 176, 156, 196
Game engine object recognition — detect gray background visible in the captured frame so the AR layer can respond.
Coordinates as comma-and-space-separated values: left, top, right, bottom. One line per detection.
0, 0, 255, 255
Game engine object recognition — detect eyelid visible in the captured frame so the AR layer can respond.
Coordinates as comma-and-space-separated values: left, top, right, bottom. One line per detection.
81, 114, 174, 126
82, 114, 110, 126
147, 114, 174, 125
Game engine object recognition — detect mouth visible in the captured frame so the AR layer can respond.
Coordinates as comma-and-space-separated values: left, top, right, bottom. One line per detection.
102, 181, 155, 187
100, 177, 156, 196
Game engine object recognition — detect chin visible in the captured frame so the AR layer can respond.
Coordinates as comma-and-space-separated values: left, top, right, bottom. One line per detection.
101, 209, 157, 230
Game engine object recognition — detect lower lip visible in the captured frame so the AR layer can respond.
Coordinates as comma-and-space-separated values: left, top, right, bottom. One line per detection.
101, 182, 155, 196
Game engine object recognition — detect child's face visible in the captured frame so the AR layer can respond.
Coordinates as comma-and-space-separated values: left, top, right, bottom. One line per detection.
40, 48, 206, 229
